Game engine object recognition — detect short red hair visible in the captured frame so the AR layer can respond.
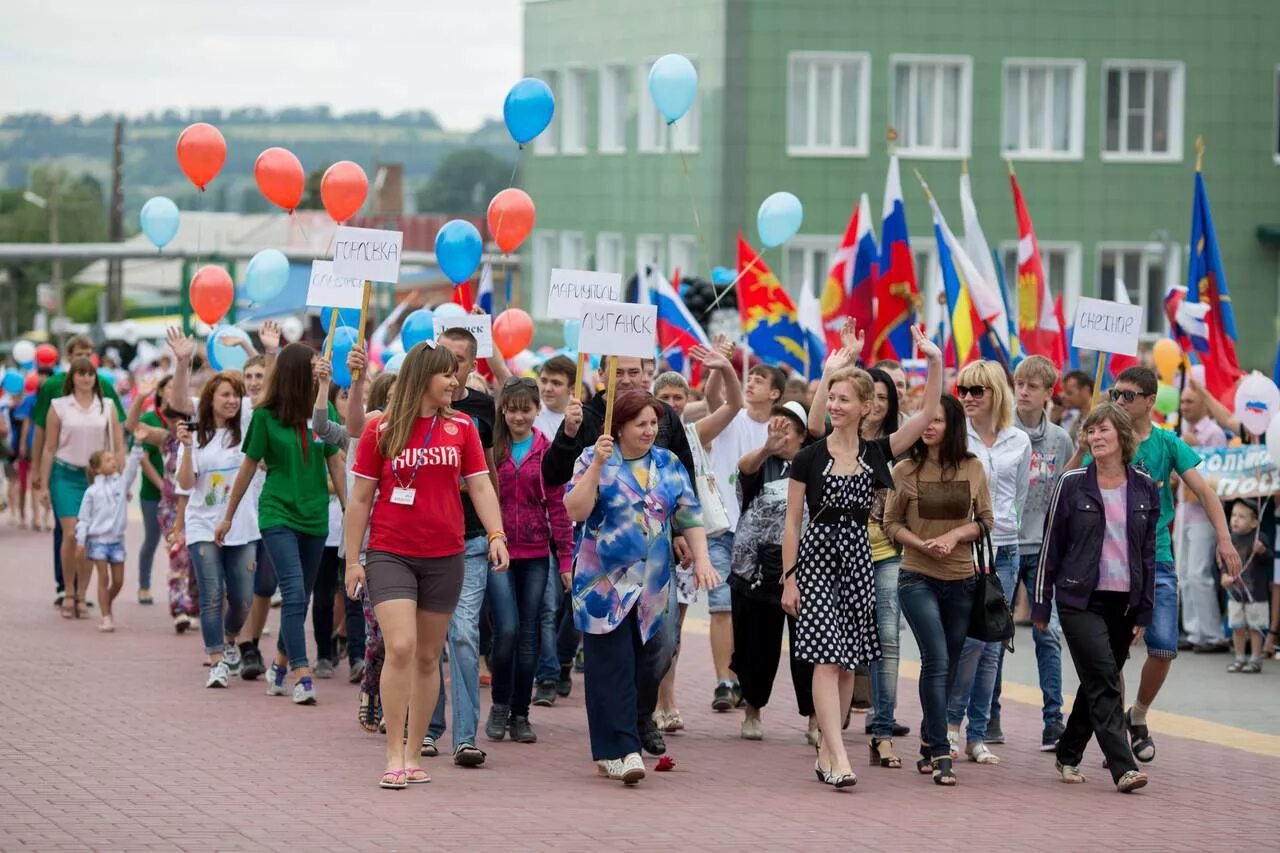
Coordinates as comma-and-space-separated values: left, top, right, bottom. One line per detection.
610, 391, 662, 440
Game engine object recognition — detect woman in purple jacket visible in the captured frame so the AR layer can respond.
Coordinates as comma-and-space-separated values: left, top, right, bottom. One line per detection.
486, 377, 575, 744
1033, 401, 1156, 793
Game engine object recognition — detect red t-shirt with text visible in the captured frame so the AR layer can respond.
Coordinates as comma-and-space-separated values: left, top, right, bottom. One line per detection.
353, 412, 488, 558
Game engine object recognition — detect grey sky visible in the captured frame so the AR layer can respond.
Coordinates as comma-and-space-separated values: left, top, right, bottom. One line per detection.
1, 0, 524, 130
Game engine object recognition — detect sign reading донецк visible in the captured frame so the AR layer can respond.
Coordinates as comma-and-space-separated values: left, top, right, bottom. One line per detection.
1071, 296, 1143, 357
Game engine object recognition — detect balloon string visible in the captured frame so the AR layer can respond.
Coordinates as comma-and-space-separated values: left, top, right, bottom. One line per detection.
194, 189, 204, 270
678, 148, 703, 247
291, 210, 313, 248
507, 158, 519, 189
706, 252, 759, 314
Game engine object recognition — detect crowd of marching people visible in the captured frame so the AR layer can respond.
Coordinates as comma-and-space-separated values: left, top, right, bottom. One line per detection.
12, 311, 1276, 795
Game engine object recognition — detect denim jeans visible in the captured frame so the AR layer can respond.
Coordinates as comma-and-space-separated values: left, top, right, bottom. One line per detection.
488, 557, 551, 718
705, 531, 734, 613
260, 525, 326, 672
188, 541, 256, 655
867, 556, 902, 738
138, 498, 162, 591
989, 552, 1064, 728
946, 545, 1018, 742
429, 535, 489, 749
898, 569, 975, 759
535, 553, 563, 684
253, 539, 278, 598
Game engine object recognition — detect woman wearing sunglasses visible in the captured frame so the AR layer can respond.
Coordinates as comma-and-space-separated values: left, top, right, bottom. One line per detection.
947, 361, 1030, 765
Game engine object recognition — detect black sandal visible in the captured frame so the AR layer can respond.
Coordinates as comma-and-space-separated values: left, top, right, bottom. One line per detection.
453, 744, 487, 767
1125, 710, 1155, 763
931, 757, 957, 786
868, 737, 902, 768
916, 754, 933, 775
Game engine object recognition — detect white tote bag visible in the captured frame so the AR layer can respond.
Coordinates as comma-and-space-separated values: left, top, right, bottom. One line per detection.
684, 423, 730, 538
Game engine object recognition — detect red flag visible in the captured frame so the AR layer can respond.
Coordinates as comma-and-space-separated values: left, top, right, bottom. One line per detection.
452, 281, 474, 312
1010, 170, 1062, 368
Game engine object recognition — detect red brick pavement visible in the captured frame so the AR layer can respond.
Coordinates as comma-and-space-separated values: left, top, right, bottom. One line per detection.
2, 521, 1278, 852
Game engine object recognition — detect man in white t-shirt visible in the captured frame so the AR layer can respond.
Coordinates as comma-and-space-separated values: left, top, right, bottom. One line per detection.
532, 355, 575, 440
702, 361, 786, 711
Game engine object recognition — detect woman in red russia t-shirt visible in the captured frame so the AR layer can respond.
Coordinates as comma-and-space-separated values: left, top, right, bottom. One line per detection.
344, 341, 509, 789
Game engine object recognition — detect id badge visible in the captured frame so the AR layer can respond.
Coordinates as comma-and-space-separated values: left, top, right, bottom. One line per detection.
390, 487, 416, 506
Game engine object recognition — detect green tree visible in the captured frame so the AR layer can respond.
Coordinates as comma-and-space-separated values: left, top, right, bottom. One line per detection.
416, 148, 514, 215
299, 166, 329, 211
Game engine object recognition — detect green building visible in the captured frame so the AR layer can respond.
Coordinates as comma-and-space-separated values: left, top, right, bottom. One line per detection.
521, 0, 1280, 365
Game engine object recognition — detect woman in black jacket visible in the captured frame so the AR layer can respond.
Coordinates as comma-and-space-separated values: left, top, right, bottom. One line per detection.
1032, 401, 1156, 793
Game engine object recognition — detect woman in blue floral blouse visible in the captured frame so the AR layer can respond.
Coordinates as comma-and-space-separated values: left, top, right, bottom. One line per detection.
565, 391, 718, 785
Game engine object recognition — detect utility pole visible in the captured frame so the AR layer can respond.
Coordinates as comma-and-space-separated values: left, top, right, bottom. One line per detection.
106, 119, 125, 321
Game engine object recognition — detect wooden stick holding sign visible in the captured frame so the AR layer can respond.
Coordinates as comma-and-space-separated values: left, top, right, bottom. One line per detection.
351, 281, 372, 383
573, 350, 589, 401
601, 356, 619, 435
322, 308, 341, 359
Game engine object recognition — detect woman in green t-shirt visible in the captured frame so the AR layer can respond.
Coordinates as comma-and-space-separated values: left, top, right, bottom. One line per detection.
218, 343, 347, 706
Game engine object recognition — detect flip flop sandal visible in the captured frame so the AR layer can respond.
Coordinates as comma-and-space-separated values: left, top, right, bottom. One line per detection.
404, 767, 430, 784
379, 769, 407, 790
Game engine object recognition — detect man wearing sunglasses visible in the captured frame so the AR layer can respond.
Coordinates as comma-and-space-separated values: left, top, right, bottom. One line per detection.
1066, 365, 1240, 765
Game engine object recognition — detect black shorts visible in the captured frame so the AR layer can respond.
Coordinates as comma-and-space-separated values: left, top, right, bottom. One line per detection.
364, 550, 464, 613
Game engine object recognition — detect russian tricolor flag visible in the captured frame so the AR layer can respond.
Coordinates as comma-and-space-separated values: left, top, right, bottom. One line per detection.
647, 266, 710, 376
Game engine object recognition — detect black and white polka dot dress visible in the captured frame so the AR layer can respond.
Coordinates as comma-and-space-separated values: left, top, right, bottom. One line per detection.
793, 460, 881, 670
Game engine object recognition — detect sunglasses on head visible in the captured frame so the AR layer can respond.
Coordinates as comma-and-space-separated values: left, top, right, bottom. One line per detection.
1108, 388, 1151, 403
504, 376, 537, 388
956, 385, 988, 399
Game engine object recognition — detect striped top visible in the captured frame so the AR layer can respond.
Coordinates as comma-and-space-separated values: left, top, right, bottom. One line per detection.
1097, 484, 1129, 592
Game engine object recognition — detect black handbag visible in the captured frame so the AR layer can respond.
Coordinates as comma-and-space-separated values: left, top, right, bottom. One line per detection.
967, 516, 1015, 652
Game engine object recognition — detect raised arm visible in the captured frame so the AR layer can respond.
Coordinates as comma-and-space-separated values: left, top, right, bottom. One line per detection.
888, 326, 944, 459
165, 326, 197, 416
344, 344, 368, 438
691, 344, 744, 446
125, 378, 155, 434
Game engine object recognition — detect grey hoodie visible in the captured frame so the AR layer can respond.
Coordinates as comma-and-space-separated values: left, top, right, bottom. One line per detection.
1014, 409, 1075, 556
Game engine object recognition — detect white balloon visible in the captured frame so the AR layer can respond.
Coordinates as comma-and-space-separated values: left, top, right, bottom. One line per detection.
279, 316, 304, 343
11, 340, 35, 364
1234, 371, 1280, 437
1267, 413, 1280, 470
119, 320, 140, 346
433, 302, 467, 319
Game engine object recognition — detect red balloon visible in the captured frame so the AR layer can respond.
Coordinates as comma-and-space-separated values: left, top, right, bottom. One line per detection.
493, 309, 534, 359
254, 147, 305, 212
189, 265, 235, 326
321, 161, 369, 222
34, 343, 58, 367
176, 123, 227, 191
23, 372, 40, 393
486, 189, 536, 254
89, 353, 100, 368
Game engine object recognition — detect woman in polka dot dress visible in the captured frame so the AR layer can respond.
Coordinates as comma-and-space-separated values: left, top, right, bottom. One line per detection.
782, 325, 942, 789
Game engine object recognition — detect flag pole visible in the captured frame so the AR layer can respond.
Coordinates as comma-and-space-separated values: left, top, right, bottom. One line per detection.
706, 253, 760, 314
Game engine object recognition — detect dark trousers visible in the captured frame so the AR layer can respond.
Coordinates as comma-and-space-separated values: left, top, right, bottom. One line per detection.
1057, 592, 1139, 782
635, 588, 679, 727
898, 570, 975, 759
313, 546, 341, 662
556, 588, 580, 667
54, 522, 64, 593
583, 609, 644, 760
489, 557, 551, 718
345, 585, 366, 665
729, 586, 815, 716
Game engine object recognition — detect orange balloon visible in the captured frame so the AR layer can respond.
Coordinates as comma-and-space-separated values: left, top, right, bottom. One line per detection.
493, 308, 534, 359
254, 147, 305, 212
1152, 337, 1182, 384
189, 265, 234, 326
176, 123, 227, 191
486, 188, 536, 254
321, 161, 368, 222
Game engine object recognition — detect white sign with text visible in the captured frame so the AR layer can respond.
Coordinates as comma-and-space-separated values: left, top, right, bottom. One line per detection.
547, 268, 623, 320
433, 314, 493, 359
306, 261, 366, 310
578, 301, 657, 359
1071, 296, 1143, 356
331, 225, 403, 283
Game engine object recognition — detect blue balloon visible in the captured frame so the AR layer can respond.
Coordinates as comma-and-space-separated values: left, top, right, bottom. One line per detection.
711, 265, 736, 286
329, 326, 359, 388
757, 191, 804, 248
97, 368, 115, 386
208, 325, 251, 371
400, 308, 435, 350
435, 220, 483, 285
503, 77, 555, 145
2, 370, 23, 395
563, 319, 581, 350
384, 352, 406, 374
320, 306, 361, 333
648, 54, 699, 123
139, 196, 180, 250
244, 249, 290, 303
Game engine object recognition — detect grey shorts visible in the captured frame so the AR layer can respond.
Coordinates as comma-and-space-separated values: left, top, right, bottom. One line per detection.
364, 550, 464, 613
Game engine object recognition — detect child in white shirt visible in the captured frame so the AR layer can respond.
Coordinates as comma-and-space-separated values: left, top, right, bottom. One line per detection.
75, 438, 145, 632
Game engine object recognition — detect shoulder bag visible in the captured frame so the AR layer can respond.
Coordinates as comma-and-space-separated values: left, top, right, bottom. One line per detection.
967, 514, 1015, 652
684, 423, 730, 538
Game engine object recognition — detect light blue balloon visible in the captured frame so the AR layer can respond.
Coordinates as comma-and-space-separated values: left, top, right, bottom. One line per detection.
208, 325, 251, 371
321, 306, 361, 333
711, 265, 735, 286
648, 54, 699, 124
503, 77, 555, 145
563, 319, 581, 350
434, 301, 467, 319
435, 220, 483, 285
244, 249, 290, 303
384, 352, 406, 374
2, 370, 23, 395
400, 308, 435, 350
139, 196, 180, 250
330, 326, 358, 388
97, 368, 115, 385
757, 191, 804, 248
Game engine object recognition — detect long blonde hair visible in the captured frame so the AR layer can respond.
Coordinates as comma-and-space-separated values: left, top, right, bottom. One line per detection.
956, 359, 1013, 432
376, 342, 458, 459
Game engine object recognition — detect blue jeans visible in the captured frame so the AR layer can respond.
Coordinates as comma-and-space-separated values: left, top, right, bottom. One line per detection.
535, 553, 563, 684
946, 545, 1018, 742
488, 556, 551, 718
867, 556, 902, 738
705, 531, 734, 612
1145, 561, 1180, 658
429, 535, 489, 749
189, 541, 256, 655
138, 498, 162, 590
253, 539, 278, 597
989, 552, 1064, 728
898, 569, 975, 759
260, 526, 326, 672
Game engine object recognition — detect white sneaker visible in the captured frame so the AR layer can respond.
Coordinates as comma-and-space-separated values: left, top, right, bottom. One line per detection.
223, 645, 242, 675
206, 661, 229, 689
266, 663, 288, 696
270, 591, 283, 608
619, 752, 645, 785
740, 716, 764, 741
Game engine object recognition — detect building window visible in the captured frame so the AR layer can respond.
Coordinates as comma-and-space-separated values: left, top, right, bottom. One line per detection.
1102, 61, 1184, 161
561, 67, 589, 154
531, 231, 557, 315
636, 234, 666, 279
1002, 59, 1084, 159
669, 235, 698, 279
787, 52, 870, 156
638, 61, 668, 153
784, 238, 838, 302
890, 55, 972, 158
599, 63, 628, 154
912, 242, 942, 335
559, 232, 586, 274
533, 70, 559, 155
1097, 243, 1179, 339
1000, 241, 1083, 322
595, 232, 623, 274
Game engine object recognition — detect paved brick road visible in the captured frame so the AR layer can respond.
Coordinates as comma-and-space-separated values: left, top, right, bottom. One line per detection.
1, 521, 1277, 851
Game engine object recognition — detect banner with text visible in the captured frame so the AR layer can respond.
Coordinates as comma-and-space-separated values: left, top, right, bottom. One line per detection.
547, 268, 623, 320
332, 225, 403, 283
1071, 296, 1143, 356
433, 314, 493, 359
306, 261, 365, 310
578, 301, 657, 359
1195, 445, 1280, 500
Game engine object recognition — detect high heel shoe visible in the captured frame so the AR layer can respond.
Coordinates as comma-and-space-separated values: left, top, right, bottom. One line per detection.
815, 759, 857, 788
868, 737, 902, 768
931, 757, 957, 786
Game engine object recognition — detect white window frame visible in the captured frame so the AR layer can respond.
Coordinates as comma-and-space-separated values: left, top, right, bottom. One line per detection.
784, 235, 840, 302
1095, 241, 1181, 340
559, 231, 587, 274
533, 69, 559, 156
637, 59, 668, 154
1274, 65, 1280, 164
595, 232, 624, 274
786, 51, 871, 158
560, 65, 589, 156
999, 240, 1083, 322
668, 234, 699, 280
1100, 60, 1185, 163
598, 62, 628, 155
889, 54, 973, 159
530, 231, 558, 316
635, 234, 666, 280
1001, 58, 1085, 161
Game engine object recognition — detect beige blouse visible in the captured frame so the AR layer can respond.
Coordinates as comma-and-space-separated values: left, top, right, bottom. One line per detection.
883, 455, 994, 581
51, 395, 117, 469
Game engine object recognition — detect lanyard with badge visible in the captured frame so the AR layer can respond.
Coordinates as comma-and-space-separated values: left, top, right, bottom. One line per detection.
390, 415, 438, 506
